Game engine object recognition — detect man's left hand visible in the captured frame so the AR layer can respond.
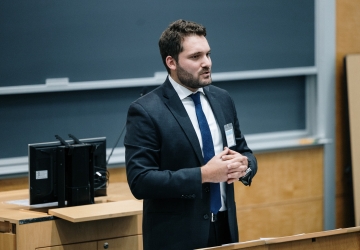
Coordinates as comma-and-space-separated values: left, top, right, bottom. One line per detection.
221, 147, 248, 184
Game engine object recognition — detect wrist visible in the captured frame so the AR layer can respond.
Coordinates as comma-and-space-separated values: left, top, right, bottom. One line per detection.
200, 165, 209, 183
239, 161, 252, 186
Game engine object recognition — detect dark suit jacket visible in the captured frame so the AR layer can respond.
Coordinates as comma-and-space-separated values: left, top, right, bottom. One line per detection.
124, 78, 257, 250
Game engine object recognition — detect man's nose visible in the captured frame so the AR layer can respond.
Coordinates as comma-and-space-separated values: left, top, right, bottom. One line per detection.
201, 55, 212, 68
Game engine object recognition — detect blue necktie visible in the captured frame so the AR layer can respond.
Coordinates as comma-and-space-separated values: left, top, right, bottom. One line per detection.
190, 92, 221, 214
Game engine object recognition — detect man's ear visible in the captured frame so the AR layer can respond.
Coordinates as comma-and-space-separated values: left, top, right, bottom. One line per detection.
165, 56, 177, 71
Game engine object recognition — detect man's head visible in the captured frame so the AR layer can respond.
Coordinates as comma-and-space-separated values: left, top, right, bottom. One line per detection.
159, 20, 207, 72
159, 19, 212, 91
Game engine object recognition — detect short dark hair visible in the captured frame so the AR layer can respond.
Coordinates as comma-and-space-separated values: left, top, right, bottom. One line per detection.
158, 19, 207, 74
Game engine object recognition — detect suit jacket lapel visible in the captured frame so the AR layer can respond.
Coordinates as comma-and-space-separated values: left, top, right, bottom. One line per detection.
161, 78, 205, 165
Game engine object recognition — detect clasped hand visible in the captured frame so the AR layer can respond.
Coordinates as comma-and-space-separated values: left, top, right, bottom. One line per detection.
201, 147, 248, 184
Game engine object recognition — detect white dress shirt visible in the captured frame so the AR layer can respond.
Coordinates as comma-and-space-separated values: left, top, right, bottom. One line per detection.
169, 76, 227, 211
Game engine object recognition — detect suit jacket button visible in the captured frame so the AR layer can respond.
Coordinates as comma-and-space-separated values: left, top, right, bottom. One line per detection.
204, 187, 210, 193
203, 214, 209, 220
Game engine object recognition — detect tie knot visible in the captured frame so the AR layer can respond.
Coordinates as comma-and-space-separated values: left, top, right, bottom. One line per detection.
190, 92, 201, 105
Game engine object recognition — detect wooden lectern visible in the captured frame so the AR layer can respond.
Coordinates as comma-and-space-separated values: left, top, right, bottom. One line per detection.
197, 227, 360, 250
0, 182, 143, 250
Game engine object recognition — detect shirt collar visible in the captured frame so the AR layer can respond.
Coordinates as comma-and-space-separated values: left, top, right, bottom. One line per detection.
168, 75, 205, 100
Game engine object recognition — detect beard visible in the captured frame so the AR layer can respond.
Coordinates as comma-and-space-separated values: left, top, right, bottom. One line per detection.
176, 64, 212, 90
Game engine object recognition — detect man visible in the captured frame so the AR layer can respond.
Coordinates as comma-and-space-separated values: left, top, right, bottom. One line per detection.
125, 19, 257, 250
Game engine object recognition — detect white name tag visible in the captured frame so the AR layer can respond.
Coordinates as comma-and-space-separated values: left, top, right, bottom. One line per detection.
224, 123, 236, 148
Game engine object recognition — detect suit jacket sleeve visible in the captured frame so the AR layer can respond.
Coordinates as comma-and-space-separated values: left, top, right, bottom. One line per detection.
124, 101, 203, 200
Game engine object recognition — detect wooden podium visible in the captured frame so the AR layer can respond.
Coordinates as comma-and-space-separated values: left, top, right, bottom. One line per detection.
0, 182, 143, 250
197, 227, 360, 250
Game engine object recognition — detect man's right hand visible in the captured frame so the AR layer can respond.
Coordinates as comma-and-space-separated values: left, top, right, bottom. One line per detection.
201, 148, 231, 183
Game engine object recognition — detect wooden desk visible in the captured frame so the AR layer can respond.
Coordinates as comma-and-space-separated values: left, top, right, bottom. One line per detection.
197, 227, 360, 250
0, 182, 143, 250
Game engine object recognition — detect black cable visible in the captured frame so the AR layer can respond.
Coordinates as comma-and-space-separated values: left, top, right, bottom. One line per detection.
105, 89, 148, 174
106, 122, 126, 167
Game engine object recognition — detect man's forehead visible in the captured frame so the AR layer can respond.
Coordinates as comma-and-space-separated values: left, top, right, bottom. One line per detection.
181, 35, 210, 53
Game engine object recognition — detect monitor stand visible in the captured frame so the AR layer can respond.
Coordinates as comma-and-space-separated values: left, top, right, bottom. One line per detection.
56, 144, 94, 208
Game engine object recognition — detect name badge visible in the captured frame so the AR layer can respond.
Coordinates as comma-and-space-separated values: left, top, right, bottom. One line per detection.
224, 123, 236, 148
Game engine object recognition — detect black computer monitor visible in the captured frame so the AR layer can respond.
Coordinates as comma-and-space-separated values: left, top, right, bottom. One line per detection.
28, 137, 107, 207
28, 141, 59, 205
80, 137, 108, 197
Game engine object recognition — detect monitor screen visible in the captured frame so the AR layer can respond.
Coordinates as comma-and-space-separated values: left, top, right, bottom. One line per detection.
28, 137, 107, 207
28, 141, 59, 205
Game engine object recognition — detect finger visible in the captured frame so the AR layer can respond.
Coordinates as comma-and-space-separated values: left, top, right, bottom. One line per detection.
227, 162, 241, 171
227, 171, 244, 180
227, 148, 240, 155
221, 154, 236, 161
233, 163, 248, 171
224, 147, 244, 157
235, 156, 248, 166
224, 156, 248, 167
222, 152, 245, 161
227, 178, 237, 184
218, 147, 230, 157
